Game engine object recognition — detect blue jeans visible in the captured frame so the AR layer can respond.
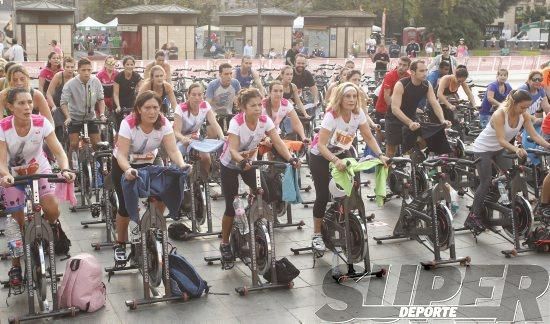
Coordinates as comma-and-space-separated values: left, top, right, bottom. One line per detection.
479, 114, 490, 129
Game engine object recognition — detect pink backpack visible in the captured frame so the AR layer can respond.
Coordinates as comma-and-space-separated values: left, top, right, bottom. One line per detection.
58, 253, 106, 312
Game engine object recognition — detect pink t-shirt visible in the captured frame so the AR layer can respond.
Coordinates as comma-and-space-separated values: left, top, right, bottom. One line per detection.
96, 68, 119, 98
0, 115, 54, 176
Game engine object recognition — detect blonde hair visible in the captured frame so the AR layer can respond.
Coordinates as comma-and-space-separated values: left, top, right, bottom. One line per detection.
149, 65, 166, 81
502, 89, 531, 113
6, 64, 30, 91
328, 82, 361, 116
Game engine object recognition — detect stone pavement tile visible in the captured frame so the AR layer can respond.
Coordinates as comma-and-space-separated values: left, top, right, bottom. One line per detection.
269, 286, 331, 309
107, 289, 211, 324
217, 289, 292, 317
287, 305, 323, 323
236, 309, 301, 324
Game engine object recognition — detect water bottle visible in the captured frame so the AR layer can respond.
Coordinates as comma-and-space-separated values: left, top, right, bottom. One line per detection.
95, 161, 103, 188
71, 152, 79, 172
448, 185, 459, 218
497, 181, 510, 205
129, 220, 140, 244
0, 216, 7, 254
233, 197, 249, 235
5, 215, 23, 258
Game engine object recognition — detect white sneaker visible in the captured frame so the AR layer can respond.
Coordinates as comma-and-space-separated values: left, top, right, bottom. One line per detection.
311, 234, 326, 252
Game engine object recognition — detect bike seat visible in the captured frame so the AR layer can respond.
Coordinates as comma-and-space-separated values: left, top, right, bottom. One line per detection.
464, 149, 476, 157
96, 142, 111, 150
313, 127, 320, 134
188, 139, 225, 154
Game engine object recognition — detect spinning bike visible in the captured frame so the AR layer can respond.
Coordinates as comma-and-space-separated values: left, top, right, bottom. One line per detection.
87, 147, 118, 250
178, 139, 225, 239
292, 158, 385, 282
105, 169, 190, 309
373, 157, 473, 269
1, 174, 78, 323
204, 161, 295, 296
464, 153, 535, 258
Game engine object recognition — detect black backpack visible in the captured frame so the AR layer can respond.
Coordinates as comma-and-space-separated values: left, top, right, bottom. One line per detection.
52, 221, 71, 257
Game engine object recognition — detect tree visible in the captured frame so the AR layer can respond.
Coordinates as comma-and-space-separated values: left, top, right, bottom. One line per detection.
410, 0, 502, 48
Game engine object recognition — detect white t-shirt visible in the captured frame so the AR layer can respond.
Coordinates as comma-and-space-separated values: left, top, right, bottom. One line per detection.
114, 114, 173, 165
261, 98, 294, 133
0, 115, 53, 176
220, 113, 275, 169
310, 110, 367, 156
175, 101, 211, 136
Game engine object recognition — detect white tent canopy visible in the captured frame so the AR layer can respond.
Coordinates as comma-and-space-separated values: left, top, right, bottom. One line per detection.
105, 18, 118, 27
76, 17, 105, 28
197, 25, 220, 32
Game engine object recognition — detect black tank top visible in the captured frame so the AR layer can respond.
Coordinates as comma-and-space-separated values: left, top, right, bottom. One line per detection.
387, 77, 429, 123
283, 83, 295, 100
151, 82, 170, 114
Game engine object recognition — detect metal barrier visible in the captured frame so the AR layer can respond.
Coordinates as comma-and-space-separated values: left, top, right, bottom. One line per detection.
21, 55, 550, 78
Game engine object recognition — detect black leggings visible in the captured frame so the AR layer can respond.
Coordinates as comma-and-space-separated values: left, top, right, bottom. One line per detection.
220, 164, 257, 217
309, 152, 349, 218
111, 157, 152, 218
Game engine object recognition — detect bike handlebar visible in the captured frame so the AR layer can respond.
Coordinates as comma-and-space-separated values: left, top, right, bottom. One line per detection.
526, 148, 550, 156
389, 157, 412, 164
502, 152, 521, 159
422, 157, 480, 167
11, 173, 69, 186
250, 160, 289, 168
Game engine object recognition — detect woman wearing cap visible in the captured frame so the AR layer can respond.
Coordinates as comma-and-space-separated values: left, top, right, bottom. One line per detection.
308, 82, 388, 252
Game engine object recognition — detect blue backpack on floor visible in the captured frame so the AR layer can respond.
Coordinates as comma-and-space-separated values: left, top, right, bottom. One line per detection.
169, 249, 209, 298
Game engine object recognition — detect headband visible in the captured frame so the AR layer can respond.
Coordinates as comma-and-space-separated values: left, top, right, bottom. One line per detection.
343, 85, 357, 95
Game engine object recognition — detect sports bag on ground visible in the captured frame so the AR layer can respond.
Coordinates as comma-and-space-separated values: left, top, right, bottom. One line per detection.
58, 253, 106, 312
263, 257, 300, 284
169, 249, 209, 298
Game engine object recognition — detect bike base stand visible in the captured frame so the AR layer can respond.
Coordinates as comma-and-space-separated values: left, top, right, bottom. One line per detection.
81, 218, 105, 228
333, 264, 386, 283
274, 204, 305, 229
420, 256, 471, 270
125, 294, 190, 310
235, 282, 294, 296
8, 307, 78, 324
91, 240, 116, 250
70, 205, 90, 212
501, 247, 535, 258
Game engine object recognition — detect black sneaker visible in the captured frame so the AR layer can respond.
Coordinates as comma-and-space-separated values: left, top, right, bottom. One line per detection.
464, 212, 485, 235
8, 266, 23, 286
219, 243, 234, 264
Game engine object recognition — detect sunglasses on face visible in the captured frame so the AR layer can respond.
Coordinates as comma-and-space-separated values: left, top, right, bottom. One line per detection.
442, 49, 449, 52
531, 78, 543, 82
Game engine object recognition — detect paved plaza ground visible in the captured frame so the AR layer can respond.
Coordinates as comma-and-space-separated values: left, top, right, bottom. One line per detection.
1, 166, 549, 324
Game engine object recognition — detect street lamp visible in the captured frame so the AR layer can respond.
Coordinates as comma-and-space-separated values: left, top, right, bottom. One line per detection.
257, 0, 263, 57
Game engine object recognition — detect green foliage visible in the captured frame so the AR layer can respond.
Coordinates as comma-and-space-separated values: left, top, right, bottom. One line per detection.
410, 0, 501, 48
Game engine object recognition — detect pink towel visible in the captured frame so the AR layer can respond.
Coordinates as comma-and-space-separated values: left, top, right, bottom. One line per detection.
55, 182, 77, 207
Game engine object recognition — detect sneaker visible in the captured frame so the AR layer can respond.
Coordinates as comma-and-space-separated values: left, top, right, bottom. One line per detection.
114, 244, 127, 263
8, 266, 23, 286
219, 243, 234, 263
312, 234, 326, 252
463, 212, 485, 235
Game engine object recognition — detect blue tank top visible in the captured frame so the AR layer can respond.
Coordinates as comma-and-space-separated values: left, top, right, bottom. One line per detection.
235, 67, 254, 88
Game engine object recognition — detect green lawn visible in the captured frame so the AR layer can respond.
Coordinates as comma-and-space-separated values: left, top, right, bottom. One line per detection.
469, 49, 541, 56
